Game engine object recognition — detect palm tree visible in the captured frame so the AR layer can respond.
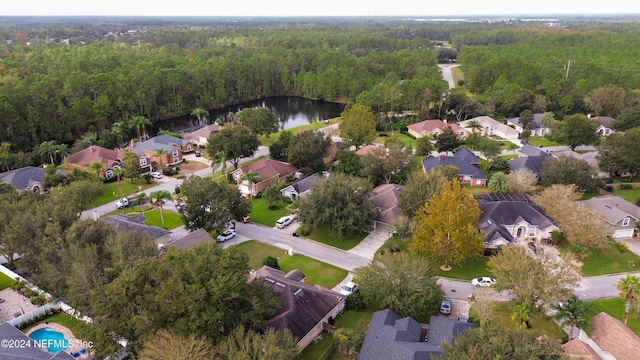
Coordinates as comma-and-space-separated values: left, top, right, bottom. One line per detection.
618, 275, 640, 324
467, 119, 483, 134
191, 108, 210, 126
150, 190, 172, 228
54, 143, 68, 165
241, 171, 262, 197
111, 121, 127, 148
88, 161, 106, 177
36, 140, 58, 165
112, 167, 124, 198
129, 116, 152, 141
488, 172, 510, 194
211, 151, 228, 178
540, 112, 557, 127
136, 192, 148, 216
553, 296, 592, 339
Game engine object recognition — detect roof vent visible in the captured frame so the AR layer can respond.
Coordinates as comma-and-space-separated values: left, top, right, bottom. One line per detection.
265, 278, 275, 283
294, 288, 303, 296
275, 282, 286, 288
605, 205, 612, 209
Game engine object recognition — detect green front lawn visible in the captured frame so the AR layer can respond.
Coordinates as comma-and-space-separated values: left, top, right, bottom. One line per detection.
304, 227, 367, 251
526, 137, 561, 147
232, 240, 347, 289
558, 241, 640, 276
102, 207, 183, 230
92, 179, 157, 207
588, 298, 640, 335
0, 272, 15, 291
248, 198, 292, 227
437, 256, 492, 280
471, 302, 566, 341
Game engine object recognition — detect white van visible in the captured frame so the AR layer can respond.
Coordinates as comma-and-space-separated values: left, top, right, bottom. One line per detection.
276, 215, 294, 229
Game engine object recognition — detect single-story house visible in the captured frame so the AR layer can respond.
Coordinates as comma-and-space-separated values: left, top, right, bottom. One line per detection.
581, 195, 640, 239
281, 173, 321, 201
250, 265, 345, 350
232, 158, 298, 197
167, 228, 216, 249
102, 214, 172, 247
358, 308, 476, 360
478, 194, 559, 250
67, 145, 152, 179
508, 145, 552, 180
181, 124, 223, 147
592, 116, 615, 137
132, 134, 195, 167
563, 312, 640, 360
407, 119, 468, 139
355, 144, 386, 157
0, 166, 46, 193
0, 322, 75, 359
551, 150, 609, 179
369, 183, 404, 227
506, 113, 552, 137
459, 116, 520, 140
422, 147, 487, 187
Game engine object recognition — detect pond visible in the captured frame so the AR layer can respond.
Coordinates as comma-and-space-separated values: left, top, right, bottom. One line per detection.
153, 96, 345, 134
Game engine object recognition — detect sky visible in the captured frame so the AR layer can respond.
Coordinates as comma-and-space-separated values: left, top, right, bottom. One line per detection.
3, 0, 640, 17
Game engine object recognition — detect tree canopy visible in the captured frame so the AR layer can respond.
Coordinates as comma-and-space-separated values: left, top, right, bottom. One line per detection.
236, 108, 280, 136
286, 130, 332, 173
598, 127, 640, 181
410, 180, 484, 267
548, 114, 600, 151
338, 104, 376, 147
207, 126, 260, 169
541, 155, 599, 193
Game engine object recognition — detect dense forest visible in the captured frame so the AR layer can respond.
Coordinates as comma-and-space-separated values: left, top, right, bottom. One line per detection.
1, 19, 640, 157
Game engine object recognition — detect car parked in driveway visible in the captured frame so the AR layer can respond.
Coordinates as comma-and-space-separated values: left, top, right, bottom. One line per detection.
150, 171, 163, 179
339, 281, 358, 296
471, 277, 496, 287
195, 151, 202, 157
217, 229, 236, 243
276, 215, 294, 229
440, 298, 452, 315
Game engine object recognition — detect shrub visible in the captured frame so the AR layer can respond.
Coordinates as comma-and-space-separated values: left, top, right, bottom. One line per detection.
262, 256, 280, 270
550, 230, 566, 245
606, 185, 614, 192
616, 241, 629, 253
621, 183, 633, 190
345, 292, 366, 311
297, 226, 310, 236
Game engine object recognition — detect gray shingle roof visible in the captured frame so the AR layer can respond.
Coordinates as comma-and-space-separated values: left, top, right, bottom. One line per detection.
102, 214, 171, 240
582, 195, 640, 225
453, 147, 480, 165
169, 228, 215, 249
133, 134, 190, 154
506, 113, 546, 129
291, 173, 320, 194
509, 155, 549, 179
0, 166, 45, 191
478, 199, 556, 247
0, 323, 75, 359
358, 309, 476, 360
422, 155, 487, 181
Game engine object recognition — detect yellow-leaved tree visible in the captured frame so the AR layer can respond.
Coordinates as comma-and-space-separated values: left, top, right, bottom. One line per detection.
410, 179, 485, 269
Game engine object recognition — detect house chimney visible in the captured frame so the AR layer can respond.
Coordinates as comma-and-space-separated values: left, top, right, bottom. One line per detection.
90, 145, 95, 153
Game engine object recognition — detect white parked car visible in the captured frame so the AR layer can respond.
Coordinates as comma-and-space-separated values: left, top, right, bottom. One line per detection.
276, 215, 294, 229
150, 172, 163, 179
471, 277, 496, 287
339, 281, 358, 296
217, 229, 236, 243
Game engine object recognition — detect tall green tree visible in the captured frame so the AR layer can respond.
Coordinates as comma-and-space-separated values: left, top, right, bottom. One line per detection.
338, 104, 376, 148
598, 127, 640, 181
613, 104, 640, 131
191, 108, 210, 126
122, 151, 141, 183
286, 130, 331, 173
549, 114, 600, 151
618, 275, 640, 324
150, 190, 172, 228
333, 150, 363, 176
178, 176, 250, 232
541, 155, 598, 192
129, 116, 152, 141
552, 296, 592, 340
211, 151, 229, 179
296, 173, 376, 238
0, 142, 11, 171
207, 126, 260, 169
268, 130, 294, 162
398, 169, 447, 217
354, 253, 443, 320
435, 126, 461, 153
410, 180, 484, 268
216, 327, 298, 360
237, 108, 279, 137
139, 329, 216, 360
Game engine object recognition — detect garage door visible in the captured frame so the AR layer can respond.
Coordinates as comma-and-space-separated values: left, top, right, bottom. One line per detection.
613, 228, 635, 239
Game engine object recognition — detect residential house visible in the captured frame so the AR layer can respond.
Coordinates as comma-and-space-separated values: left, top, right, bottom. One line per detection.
181, 124, 223, 148
478, 194, 559, 250
592, 116, 615, 137
563, 312, 640, 360
0, 166, 46, 193
506, 113, 552, 137
552, 149, 609, 178
369, 183, 404, 228
459, 116, 520, 140
359, 308, 476, 360
281, 173, 321, 201
582, 195, 640, 239
232, 158, 298, 197
250, 265, 345, 350
168, 228, 216, 249
0, 322, 75, 359
67, 145, 152, 179
407, 119, 468, 139
355, 144, 385, 156
102, 214, 172, 248
133, 134, 195, 167
422, 147, 487, 186
508, 145, 552, 180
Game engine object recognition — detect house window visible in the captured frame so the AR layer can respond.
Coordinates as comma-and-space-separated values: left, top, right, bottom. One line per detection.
528, 226, 537, 237
140, 157, 147, 166
172, 149, 179, 164
623, 217, 631, 227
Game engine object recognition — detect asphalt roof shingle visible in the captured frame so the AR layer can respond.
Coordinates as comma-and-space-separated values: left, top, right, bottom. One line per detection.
0, 166, 45, 191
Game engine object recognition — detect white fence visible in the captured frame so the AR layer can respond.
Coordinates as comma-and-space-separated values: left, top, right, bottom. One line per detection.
7, 303, 58, 328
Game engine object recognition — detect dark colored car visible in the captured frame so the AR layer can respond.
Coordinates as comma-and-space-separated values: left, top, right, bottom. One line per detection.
195, 151, 202, 157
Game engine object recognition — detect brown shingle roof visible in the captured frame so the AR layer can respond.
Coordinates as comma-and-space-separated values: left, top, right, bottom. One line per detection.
591, 312, 640, 360
407, 119, 465, 137
240, 158, 298, 182
355, 144, 384, 156
562, 338, 602, 360
67, 145, 126, 167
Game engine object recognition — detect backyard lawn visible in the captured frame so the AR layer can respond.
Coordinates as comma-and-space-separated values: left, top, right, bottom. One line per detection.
0, 272, 15, 290
608, 188, 640, 204
373, 131, 417, 149
558, 240, 640, 276
248, 198, 293, 227
526, 137, 561, 147
232, 240, 347, 289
